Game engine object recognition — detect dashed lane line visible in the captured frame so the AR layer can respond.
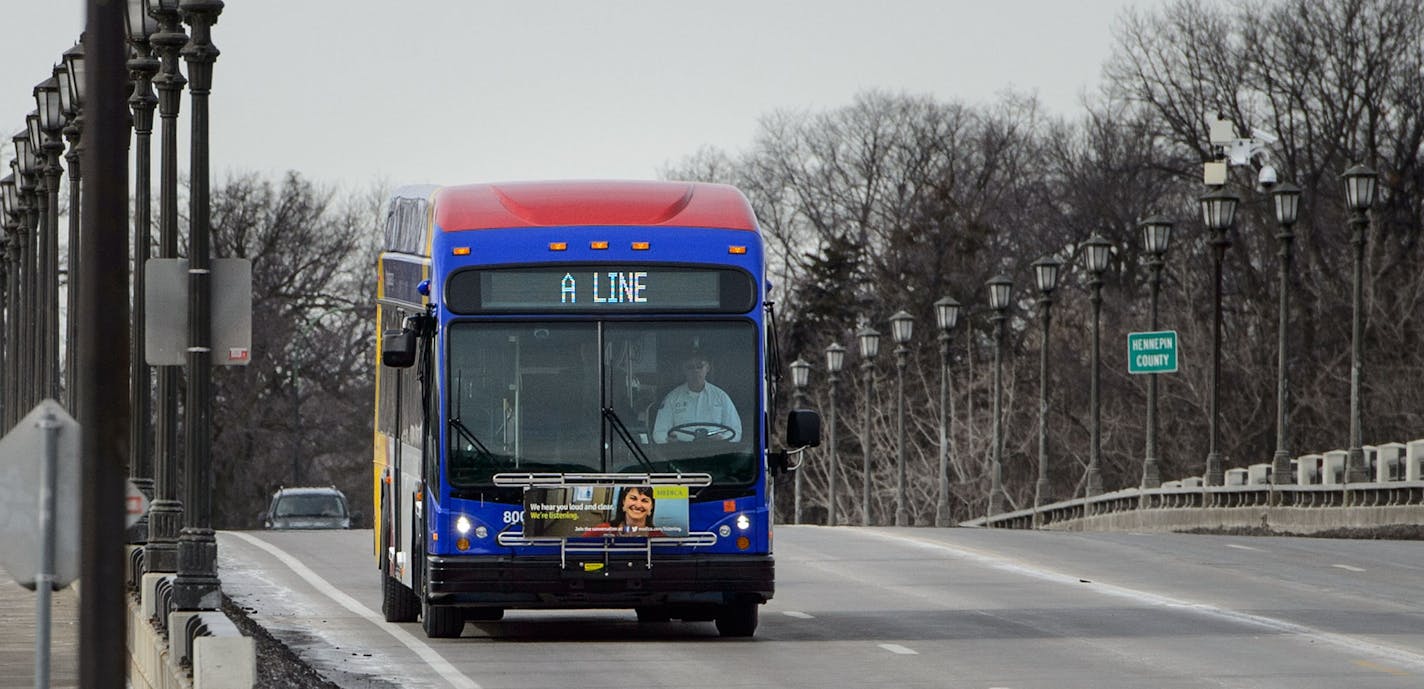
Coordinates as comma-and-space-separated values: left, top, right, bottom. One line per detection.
1332, 564, 1367, 572
878, 643, 918, 655
226, 531, 482, 689
782, 610, 815, 619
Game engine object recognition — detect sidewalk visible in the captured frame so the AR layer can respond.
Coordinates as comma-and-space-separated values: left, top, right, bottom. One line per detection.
0, 579, 78, 689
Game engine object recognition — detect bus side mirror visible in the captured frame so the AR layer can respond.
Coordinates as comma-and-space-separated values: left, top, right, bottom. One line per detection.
786, 409, 822, 449
382, 328, 417, 368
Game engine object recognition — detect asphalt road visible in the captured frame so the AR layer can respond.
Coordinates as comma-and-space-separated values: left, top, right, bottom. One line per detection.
216, 527, 1424, 689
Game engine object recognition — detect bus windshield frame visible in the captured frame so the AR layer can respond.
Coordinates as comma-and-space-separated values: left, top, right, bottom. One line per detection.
443, 318, 760, 487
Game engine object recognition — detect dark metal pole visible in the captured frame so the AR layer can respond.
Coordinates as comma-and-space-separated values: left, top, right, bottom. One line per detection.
33, 163, 53, 402
1142, 257, 1163, 488
935, 332, 951, 526
42, 130, 65, 402
893, 344, 908, 526
174, 0, 224, 612
62, 118, 82, 412
860, 358, 873, 526
1033, 294, 1053, 520
988, 311, 1006, 517
128, 21, 161, 530
1271, 222, 1295, 485
1346, 209, 1370, 485
78, 5, 133, 686
145, 0, 187, 575
826, 370, 838, 526
791, 385, 805, 524
1205, 232, 1228, 486
1086, 277, 1104, 496
2, 229, 15, 429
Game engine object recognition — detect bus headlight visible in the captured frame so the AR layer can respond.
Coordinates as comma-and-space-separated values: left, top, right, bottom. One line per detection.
456, 516, 472, 535
736, 514, 751, 531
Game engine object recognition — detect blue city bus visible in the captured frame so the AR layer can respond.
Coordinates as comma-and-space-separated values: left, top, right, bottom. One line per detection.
372, 180, 820, 638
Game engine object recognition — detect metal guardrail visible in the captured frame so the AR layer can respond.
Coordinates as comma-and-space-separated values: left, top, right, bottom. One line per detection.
963, 481, 1424, 530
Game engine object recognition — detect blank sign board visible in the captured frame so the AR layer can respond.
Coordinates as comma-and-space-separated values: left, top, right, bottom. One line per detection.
145, 258, 253, 366
0, 400, 80, 590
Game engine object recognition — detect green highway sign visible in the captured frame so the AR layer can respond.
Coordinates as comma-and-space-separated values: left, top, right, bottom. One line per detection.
1128, 330, 1178, 374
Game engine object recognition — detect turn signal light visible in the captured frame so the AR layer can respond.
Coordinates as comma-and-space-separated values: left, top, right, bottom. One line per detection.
452, 246, 471, 256
736, 536, 750, 550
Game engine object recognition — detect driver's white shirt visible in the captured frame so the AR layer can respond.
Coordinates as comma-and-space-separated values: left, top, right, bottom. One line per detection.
653, 383, 742, 443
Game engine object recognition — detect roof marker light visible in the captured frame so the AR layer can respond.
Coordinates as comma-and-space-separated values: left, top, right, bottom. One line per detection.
549, 242, 567, 251
452, 246, 470, 256
728, 245, 747, 255
631, 241, 650, 250
590, 240, 609, 250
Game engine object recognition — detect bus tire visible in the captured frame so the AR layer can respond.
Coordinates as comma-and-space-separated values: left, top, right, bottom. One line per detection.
381, 571, 419, 623
635, 606, 671, 623
422, 597, 465, 638
714, 601, 758, 638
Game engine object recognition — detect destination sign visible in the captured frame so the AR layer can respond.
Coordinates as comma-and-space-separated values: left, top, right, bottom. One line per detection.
446, 265, 755, 314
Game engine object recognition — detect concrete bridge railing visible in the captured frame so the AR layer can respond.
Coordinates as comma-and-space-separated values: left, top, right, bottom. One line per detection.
964, 439, 1424, 532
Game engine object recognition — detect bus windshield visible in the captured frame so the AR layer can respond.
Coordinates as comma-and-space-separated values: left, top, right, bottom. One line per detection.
445, 321, 758, 486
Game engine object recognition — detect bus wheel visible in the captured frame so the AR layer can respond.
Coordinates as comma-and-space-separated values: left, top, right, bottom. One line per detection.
381, 571, 419, 623
635, 606, 671, 623
422, 597, 465, 638
714, 601, 758, 638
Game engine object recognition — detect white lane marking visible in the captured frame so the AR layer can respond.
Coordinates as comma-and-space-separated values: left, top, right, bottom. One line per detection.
878, 643, 918, 655
1332, 564, 1366, 572
854, 530, 1424, 672
782, 610, 815, 619
226, 532, 481, 689
1225, 543, 1261, 551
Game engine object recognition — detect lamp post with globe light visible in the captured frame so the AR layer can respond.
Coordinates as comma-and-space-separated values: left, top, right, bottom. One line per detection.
986, 275, 1012, 517
824, 343, 845, 525
857, 324, 880, 525
933, 297, 960, 526
1138, 216, 1173, 488
890, 310, 914, 526
1342, 164, 1377, 487
1083, 235, 1112, 496
1031, 257, 1061, 521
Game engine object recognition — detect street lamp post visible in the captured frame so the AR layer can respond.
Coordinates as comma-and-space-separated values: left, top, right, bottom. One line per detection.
10, 137, 39, 413
174, 0, 226, 613
1342, 164, 1377, 487
857, 324, 880, 525
58, 46, 86, 413
1138, 216, 1173, 488
789, 358, 810, 524
986, 275, 1012, 517
35, 81, 68, 403
126, 0, 161, 523
1199, 187, 1239, 486
889, 310, 914, 526
1031, 257, 1061, 522
1083, 236, 1112, 496
0, 175, 18, 429
25, 113, 50, 405
934, 297, 960, 526
824, 343, 845, 526
1270, 183, 1301, 486
145, 0, 188, 576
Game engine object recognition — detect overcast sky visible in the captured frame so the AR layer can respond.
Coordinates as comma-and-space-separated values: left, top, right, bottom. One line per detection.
3, 1, 1167, 192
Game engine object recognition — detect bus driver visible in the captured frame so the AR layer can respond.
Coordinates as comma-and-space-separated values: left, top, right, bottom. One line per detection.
652, 352, 742, 443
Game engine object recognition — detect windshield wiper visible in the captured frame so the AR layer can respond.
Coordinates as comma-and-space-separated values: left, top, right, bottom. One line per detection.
450, 416, 494, 459
602, 407, 655, 471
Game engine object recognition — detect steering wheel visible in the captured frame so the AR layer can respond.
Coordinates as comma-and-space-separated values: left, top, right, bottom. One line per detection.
667, 422, 737, 442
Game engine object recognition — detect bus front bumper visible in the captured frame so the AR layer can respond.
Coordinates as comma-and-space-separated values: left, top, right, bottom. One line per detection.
425, 553, 773, 608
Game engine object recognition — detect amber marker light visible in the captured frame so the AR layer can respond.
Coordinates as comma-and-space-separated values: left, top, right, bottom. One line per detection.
631, 241, 650, 250
590, 240, 609, 250
456, 537, 471, 551
548, 242, 567, 251
736, 536, 751, 550
728, 245, 747, 255
452, 246, 471, 256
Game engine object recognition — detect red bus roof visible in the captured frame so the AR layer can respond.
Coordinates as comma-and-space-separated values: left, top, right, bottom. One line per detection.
433, 180, 758, 232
